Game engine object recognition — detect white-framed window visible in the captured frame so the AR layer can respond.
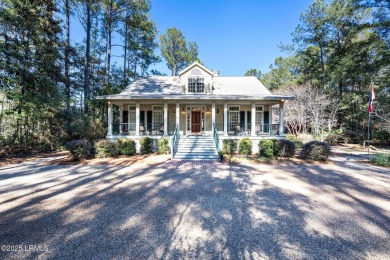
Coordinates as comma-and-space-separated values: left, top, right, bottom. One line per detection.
188, 78, 205, 93
228, 106, 240, 129
152, 105, 164, 130
127, 105, 136, 131
255, 106, 264, 131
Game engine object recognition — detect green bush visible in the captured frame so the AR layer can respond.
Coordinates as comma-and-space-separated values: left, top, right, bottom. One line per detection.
222, 139, 237, 155
286, 134, 303, 148
301, 141, 331, 161
65, 139, 91, 161
116, 138, 136, 155
94, 140, 118, 158
140, 137, 153, 154
373, 130, 390, 144
370, 153, 390, 167
274, 139, 296, 158
157, 138, 170, 154
238, 138, 252, 155
259, 139, 274, 158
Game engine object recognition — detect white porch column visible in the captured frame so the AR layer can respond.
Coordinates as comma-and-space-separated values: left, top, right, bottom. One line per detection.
135, 103, 140, 136
269, 105, 273, 135
223, 103, 228, 136
108, 102, 113, 136
212, 103, 216, 131
119, 104, 123, 134
279, 101, 285, 136
251, 103, 256, 136
164, 103, 168, 136
176, 103, 180, 129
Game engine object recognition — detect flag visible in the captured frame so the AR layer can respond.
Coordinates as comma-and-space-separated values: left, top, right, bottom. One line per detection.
368, 83, 375, 113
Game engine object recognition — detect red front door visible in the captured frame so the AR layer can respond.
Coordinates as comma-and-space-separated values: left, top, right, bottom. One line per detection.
191, 111, 201, 133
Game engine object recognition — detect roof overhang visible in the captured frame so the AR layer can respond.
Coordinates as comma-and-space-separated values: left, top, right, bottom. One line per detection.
97, 94, 294, 103
178, 61, 214, 76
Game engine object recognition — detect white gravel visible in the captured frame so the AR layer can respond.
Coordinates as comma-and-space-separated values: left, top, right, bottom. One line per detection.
0, 157, 389, 259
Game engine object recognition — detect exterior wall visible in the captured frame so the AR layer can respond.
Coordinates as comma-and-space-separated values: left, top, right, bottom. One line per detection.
179, 106, 186, 135
180, 65, 213, 94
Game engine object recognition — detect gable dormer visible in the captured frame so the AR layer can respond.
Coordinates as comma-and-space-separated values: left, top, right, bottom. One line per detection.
178, 62, 214, 94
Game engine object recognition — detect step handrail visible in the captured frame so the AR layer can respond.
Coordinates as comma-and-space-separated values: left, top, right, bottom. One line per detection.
171, 124, 179, 160
212, 123, 220, 152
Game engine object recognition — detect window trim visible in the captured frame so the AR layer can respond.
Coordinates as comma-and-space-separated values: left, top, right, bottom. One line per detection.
187, 77, 205, 94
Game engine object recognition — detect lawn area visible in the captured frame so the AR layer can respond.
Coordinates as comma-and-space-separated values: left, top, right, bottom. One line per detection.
0, 152, 389, 259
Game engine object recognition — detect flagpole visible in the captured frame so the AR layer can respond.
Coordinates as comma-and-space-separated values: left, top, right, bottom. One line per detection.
367, 111, 371, 157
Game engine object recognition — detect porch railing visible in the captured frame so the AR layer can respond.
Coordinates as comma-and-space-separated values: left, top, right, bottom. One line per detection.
171, 124, 179, 160
213, 123, 220, 152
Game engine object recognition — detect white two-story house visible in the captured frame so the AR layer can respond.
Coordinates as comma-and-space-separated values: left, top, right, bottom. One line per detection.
97, 62, 293, 156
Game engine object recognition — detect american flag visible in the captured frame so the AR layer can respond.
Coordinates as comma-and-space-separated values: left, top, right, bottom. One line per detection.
368, 83, 375, 113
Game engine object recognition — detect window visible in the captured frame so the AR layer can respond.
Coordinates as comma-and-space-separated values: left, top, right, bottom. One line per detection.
153, 106, 164, 131
128, 105, 136, 131
188, 78, 205, 93
228, 106, 240, 130
255, 106, 264, 131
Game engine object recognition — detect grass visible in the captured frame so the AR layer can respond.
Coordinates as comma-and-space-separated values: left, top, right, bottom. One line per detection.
370, 153, 390, 167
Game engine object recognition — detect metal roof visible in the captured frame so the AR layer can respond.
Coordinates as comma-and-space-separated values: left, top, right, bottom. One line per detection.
97, 75, 293, 101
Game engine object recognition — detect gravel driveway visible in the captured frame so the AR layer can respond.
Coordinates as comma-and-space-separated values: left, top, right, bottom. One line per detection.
0, 157, 389, 259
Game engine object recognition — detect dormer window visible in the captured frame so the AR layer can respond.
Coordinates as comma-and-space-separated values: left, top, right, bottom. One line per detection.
188, 78, 204, 93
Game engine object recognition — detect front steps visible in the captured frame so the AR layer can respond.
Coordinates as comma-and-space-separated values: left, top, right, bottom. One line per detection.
174, 135, 219, 160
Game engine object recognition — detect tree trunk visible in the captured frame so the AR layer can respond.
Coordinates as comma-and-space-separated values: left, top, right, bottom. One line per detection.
105, 0, 113, 85
65, 0, 70, 112
320, 46, 325, 89
84, 0, 91, 114
123, 16, 128, 85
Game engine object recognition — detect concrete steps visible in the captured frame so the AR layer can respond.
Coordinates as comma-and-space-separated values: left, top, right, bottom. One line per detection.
174, 135, 219, 160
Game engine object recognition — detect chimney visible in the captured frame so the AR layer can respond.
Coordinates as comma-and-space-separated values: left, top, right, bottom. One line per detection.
212, 70, 219, 76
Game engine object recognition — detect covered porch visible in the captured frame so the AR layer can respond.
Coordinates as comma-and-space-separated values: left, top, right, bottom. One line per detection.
106, 101, 286, 138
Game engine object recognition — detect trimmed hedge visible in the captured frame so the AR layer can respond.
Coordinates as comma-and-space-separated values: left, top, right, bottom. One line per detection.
222, 139, 237, 155
116, 138, 136, 155
157, 138, 170, 154
301, 141, 331, 161
239, 138, 252, 155
259, 139, 274, 158
274, 139, 296, 158
286, 134, 303, 148
140, 137, 153, 154
95, 140, 118, 158
65, 139, 91, 161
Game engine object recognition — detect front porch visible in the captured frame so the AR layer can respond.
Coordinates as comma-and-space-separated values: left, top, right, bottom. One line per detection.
106, 102, 285, 138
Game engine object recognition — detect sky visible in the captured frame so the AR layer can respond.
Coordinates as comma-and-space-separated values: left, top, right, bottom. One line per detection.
149, 0, 314, 76
69, 0, 314, 76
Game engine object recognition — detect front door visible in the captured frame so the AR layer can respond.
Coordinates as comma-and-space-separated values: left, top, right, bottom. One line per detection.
191, 111, 201, 133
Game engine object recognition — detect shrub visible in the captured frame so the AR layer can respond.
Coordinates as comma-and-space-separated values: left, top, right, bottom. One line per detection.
116, 138, 136, 155
238, 138, 252, 155
297, 133, 315, 144
222, 139, 237, 155
301, 141, 331, 161
370, 153, 390, 167
274, 139, 296, 158
286, 134, 303, 148
140, 137, 153, 154
157, 138, 170, 154
259, 139, 274, 158
94, 140, 118, 158
65, 139, 91, 161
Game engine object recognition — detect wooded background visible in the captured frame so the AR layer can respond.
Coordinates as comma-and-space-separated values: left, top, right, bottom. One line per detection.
0, 0, 389, 155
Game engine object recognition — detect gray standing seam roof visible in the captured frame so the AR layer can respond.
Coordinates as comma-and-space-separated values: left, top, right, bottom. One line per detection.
119, 76, 273, 96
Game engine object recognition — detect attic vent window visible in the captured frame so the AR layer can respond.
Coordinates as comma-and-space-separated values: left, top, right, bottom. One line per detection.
188, 78, 204, 93
191, 69, 201, 75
